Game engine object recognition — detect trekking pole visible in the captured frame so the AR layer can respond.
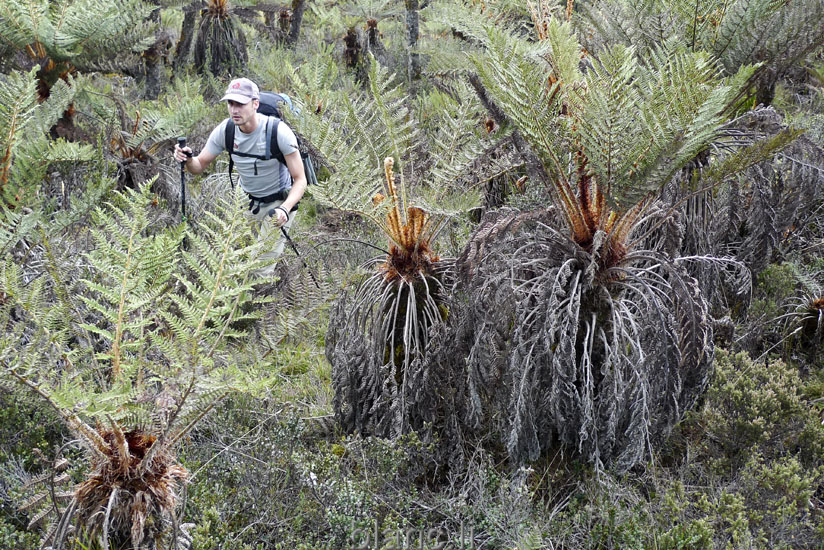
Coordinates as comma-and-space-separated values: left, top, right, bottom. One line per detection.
268, 209, 321, 289
177, 137, 191, 222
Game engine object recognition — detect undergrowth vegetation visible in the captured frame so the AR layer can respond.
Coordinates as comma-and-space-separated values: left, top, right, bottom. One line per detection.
1, 0, 823, 548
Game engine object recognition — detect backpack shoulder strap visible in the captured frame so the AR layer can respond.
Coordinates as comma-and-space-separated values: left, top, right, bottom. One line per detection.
263, 116, 275, 161
268, 116, 287, 166
224, 118, 236, 188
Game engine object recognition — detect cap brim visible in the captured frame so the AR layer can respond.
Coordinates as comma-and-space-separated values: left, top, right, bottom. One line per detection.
220, 93, 254, 103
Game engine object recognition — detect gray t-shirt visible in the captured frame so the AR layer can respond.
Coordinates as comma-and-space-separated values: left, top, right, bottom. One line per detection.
205, 113, 299, 197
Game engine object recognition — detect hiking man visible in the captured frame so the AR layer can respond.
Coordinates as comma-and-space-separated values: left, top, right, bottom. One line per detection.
173, 77, 306, 276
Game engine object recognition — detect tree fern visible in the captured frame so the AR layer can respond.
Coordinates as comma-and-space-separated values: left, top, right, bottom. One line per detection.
0, 67, 95, 207
280, 17, 513, 447
0, 181, 275, 548
327, 158, 457, 440
0, 0, 155, 97
419, 4, 797, 471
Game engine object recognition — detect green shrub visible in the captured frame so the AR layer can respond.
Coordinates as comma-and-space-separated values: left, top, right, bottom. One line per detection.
657, 519, 714, 550
0, 516, 39, 550
699, 350, 822, 465
655, 349, 824, 548
0, 391, 65, 468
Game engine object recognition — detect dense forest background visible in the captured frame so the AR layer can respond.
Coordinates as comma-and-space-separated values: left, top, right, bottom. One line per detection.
1, 0, 824, 548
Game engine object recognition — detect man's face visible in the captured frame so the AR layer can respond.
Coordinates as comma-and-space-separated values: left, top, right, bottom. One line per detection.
227, 98, 259, 127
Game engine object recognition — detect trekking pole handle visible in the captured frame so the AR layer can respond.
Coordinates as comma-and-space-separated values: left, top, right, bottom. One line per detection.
177, 137, 193, 160
268, 206, 290, 224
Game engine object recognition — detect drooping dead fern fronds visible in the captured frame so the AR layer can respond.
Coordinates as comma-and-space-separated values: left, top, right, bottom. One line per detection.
671, 106, 822, 314
433, 200, 718, 471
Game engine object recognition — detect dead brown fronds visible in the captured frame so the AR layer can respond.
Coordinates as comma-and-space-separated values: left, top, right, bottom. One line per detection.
71, 423, 187, 549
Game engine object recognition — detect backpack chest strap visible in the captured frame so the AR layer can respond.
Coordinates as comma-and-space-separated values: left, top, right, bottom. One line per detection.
225, 116, 285, 188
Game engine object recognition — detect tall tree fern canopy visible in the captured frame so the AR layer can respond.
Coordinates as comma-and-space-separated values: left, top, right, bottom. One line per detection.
459, 9, 765, 210
0, 0, 155, 61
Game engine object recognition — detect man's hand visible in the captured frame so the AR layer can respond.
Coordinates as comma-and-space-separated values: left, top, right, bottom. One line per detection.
174, 143, 193, 163
268, 206, 289, 227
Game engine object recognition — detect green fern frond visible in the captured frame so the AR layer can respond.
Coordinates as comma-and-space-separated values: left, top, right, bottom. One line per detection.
272, 43, 344, 110
579, 0, 824, 89
0, 206, 39, 255
701, 125, 803, 186
45, 138, 95, 162
421, 83, 502, 210
712, 0, 775, 63
469, 22, 567, 178
293, 60, 416, 224
0, 0, 48, 49
30, 76, 77, 132
0, 0, 153, 63
161, 187, 263, 359
0, 67, 40, 195
77, 180, 181, 379
466, 11, 767, 210
126, 90, 208, 155
0, 67, 97, 206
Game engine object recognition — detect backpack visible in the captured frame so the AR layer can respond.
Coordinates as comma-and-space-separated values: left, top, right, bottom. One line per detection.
224, 92, 318, 189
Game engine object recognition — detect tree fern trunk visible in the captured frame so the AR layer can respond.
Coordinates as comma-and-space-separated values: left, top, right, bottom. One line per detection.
193, 11, 248, 77
364, 20, 392, 68
405, 0, 421, 94
143, 3, 164, 100
343, 27, 367, 86
287, 0, 307, 47
173, 2, 202, 72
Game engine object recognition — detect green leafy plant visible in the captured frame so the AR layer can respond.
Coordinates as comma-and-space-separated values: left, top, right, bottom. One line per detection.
0, 182, 274, 548
0, 0, 154, 99
0, 67, 95, 207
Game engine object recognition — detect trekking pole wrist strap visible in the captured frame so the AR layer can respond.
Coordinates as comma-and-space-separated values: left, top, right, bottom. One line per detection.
274, 206, 289, 218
